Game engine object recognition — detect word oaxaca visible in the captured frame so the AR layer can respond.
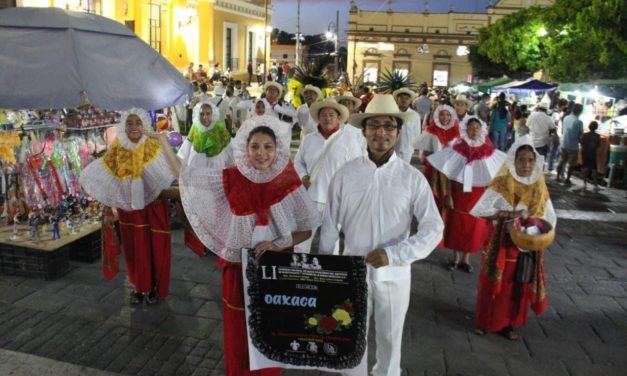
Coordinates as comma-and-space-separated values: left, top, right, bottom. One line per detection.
244, 250, 368, 370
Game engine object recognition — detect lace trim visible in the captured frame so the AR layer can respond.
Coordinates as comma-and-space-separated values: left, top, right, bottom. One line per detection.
432, 105, 458, 130
232, 115, 292, 183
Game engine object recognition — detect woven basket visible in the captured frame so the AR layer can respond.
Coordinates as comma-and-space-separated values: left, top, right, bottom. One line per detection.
509, 217, 555, 251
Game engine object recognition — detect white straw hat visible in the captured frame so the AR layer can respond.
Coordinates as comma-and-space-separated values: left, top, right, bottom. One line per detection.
334, 91, 362, 108
348, 94, 412, 129
309, 98, 349, 124
302, 84, 322, 100
392, 88, 417, 100
263, 81, 284, 94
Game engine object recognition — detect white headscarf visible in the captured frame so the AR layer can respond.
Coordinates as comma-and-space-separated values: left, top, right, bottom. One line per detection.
505, 135, 544, 185
433, 104, 458, 130
116, 108, 151, 149
192, 99, 221, 130
232, 115, 292, 183
460, 116, 488, 147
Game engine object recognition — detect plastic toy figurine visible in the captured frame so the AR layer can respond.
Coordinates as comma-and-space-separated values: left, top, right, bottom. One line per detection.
11, 215, 19, 240
28, 211, 41, 241
51, 213, 61, 240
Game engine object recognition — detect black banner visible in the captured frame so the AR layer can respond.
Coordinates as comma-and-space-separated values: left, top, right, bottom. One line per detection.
245, 250, 368, 370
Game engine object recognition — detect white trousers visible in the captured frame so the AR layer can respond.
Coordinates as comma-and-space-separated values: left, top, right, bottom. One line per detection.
294, 202, 339, 254
343, 277, 411, 376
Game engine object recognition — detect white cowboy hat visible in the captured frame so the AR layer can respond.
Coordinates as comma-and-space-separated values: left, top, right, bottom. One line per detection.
263, 81, 283, 94
334, 91, 362, 108
536, 94, 551, 110
392, 88, 417, 100
302, 84, 322, 100
348, 94, 412, 129
309, 98, 349, 124
453, 94, 473, 107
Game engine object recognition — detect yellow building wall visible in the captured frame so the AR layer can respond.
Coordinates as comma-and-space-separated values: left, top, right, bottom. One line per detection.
16, 0, 270, 74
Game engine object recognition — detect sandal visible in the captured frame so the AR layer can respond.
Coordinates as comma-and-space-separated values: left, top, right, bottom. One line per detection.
460, 263, 474, 273
446, 260, 459, 271
499, 327, 520, 341
129, 291, 143, 305
145, 290, 159, 305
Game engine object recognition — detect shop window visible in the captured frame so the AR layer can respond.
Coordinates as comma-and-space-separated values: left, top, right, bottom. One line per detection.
149, 1, 161, 53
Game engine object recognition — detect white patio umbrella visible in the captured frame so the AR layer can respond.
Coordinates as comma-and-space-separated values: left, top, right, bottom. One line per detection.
0, 7, 191, 110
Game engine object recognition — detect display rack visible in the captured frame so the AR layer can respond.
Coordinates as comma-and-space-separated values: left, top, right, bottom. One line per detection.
0, 222, 102, 280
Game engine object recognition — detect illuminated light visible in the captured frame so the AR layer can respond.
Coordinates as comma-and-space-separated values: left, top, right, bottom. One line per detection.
538, 27, 548, 37
454, 84, 470, 93
456, 45, 469, 56
266, 25, 274, 33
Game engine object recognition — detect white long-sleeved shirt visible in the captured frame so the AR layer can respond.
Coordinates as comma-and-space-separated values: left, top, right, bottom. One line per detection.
320, 153, 444, 281
294, 125, 364, 204
297, 103, 318, 136
527, 111, 556, 148
395, 108, 421, 163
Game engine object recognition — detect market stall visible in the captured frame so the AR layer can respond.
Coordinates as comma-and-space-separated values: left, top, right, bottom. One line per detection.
0, 7, 191, 279
493, 79, 557, 105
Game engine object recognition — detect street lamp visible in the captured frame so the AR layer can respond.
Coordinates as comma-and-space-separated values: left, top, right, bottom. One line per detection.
327, 21, 339, 77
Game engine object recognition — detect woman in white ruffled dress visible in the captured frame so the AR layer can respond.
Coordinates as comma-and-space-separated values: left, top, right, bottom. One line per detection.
427, 116, 507, 272
154, 115, 320, 376
80, 109, 175, 305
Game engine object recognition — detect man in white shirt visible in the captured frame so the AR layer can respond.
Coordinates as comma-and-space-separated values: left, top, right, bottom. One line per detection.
335, 91, 367, 149
235, 82, 297, 125
392, 88, 421, 163
320, 94, 444, 376
297, 84, 322, 137
527, 98, 556, 158
294, 99, 364, 253
453, 94, 473, 124
412, 87, 432, 123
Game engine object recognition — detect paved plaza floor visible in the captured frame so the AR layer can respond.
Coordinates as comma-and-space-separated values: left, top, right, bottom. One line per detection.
1, 160, 626, 376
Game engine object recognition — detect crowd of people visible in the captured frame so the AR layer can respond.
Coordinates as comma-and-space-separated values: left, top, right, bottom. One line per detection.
80, 79, 567, 376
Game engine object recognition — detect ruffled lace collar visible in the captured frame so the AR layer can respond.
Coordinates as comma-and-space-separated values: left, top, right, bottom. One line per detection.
232, 115, 292, 183
115, 108, 151, 150
460, 115, 488, 147
433, 105, 458, 130
192, 99, 220, 131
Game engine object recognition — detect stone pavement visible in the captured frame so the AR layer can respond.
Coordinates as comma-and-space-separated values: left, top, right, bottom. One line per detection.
1, 165, 626, 376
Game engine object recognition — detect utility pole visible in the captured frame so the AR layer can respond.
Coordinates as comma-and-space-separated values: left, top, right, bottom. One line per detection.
263, 0, 268, 84
334, 10, 339, 76
295, 0, 301, 66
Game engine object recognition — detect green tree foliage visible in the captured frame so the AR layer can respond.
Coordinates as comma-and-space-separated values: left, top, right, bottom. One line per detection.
471, 0, 627, 81
475, 6, 546, 73
542, 0, 627, 81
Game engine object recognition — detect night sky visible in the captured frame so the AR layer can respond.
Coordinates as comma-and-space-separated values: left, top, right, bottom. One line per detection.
272, 0, 494, 43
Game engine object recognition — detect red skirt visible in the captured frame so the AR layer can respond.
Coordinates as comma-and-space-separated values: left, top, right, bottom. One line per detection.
475, 239, 531, 332
219, 257, 281, 376
117, 200, 171, 297
444, 183, 491, 254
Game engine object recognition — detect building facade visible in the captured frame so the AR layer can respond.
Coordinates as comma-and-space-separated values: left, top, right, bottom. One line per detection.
346, 0, 552, 87
11, 0, 273, 75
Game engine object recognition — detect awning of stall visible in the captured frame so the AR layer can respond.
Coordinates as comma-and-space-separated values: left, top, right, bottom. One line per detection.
0, 7, 191, 110
493, 79, 557, 92
473, 77, 514, 94
559, 79, 627, 99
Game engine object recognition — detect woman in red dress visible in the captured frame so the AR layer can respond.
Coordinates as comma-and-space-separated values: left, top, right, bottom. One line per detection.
470, 135, 556, 340
428, 116, 506, 272
414, 104, 460, 210
156, 115, 321, 376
